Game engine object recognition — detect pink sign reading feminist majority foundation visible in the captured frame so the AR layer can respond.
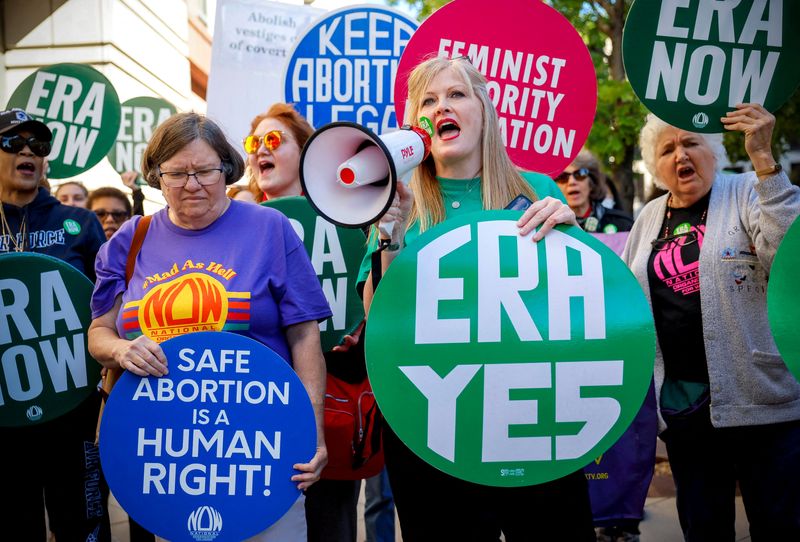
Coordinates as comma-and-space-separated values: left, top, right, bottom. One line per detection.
395, 0, 597, 177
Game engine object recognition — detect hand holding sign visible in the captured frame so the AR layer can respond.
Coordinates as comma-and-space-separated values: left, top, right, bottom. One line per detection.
624, 0, 800, 133
366, 212, 654, 487
100, 331, 317, 542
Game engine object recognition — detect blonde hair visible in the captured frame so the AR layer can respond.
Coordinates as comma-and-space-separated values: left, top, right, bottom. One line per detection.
405, 56, 537, 232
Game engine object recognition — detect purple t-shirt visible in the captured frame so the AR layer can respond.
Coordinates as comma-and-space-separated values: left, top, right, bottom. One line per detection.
91, 200, 331, 364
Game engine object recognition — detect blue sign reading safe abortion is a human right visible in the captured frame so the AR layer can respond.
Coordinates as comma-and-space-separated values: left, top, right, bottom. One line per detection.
99, 332, 317, 542
283, 5, 417, 133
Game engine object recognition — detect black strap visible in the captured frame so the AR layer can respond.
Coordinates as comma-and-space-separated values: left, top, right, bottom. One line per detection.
370, 238, 392, 292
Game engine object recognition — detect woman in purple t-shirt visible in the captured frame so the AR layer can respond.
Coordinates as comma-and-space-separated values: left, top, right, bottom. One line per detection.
88, 112, 331, 541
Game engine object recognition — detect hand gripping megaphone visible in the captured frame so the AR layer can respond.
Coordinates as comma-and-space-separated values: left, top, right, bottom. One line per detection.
299, 122, 431, 229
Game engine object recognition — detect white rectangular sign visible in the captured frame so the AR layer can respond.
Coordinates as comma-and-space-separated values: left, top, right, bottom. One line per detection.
206, 0, 323, 154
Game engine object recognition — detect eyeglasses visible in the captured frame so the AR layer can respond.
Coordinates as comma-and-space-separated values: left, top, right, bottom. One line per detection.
157, 165, 224, 187
0, 134, 51, 157
554, 168, 591, 184
94, 209, 129, 222
651, 230, 698, 251
242, 130, 284, 154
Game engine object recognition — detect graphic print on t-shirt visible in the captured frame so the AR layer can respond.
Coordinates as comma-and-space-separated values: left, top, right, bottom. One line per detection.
121, 270, 251, 342
651, 224, 705, 296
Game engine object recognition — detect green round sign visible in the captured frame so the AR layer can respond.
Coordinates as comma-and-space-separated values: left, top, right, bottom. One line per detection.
7, 63, 122, 178
768, 215, 800, 382
0, 253, 102, 426
366, 212, 655, 486
262, 197, 366, 352
623, 0, 800, 133
107, 96, 177, 175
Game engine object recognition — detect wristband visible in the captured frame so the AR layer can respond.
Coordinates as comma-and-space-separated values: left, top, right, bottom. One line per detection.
755, 163, 782, 176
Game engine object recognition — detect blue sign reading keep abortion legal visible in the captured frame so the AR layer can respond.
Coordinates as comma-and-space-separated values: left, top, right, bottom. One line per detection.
99, 332, 316, 542
283, 5, 417, 134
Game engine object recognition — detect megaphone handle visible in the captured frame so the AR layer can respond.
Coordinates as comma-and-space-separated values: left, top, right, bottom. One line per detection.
378, 220, 396, 239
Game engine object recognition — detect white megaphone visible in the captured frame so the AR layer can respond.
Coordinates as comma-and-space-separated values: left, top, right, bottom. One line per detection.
300, 122, 431, 230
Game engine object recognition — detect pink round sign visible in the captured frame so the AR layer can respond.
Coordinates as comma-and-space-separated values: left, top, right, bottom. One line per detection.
395, 0, 597, 177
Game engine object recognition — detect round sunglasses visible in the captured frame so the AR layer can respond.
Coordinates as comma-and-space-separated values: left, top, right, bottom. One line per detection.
554, 168, 592, 184
0, 134, 51, 157
242, 130, 284, 154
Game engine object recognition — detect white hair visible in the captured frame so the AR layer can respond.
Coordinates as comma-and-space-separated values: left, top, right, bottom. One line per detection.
639, 114, 727, 189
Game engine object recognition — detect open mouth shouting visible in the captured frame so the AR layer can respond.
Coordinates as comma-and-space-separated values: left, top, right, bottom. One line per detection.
677, 164, 695, 181
258, 158, 275, 175
16, 160, 36, 176
436, 118, 461, 141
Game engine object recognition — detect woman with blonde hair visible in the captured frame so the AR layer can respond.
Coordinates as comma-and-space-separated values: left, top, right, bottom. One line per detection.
358, 56, 594, 541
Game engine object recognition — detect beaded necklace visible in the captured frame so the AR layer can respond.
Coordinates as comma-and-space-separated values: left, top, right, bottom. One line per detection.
662, 194, 707, 239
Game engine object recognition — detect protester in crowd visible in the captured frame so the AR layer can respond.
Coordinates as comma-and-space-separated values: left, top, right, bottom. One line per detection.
227, 183, 258, 203
54, 179, 89, 207
245, 102, 313, 202
88, 184, 149, 541
622, 104, 800, 540
0, 108, 109, 540
120, 170, 145, 216
87, 112, 330, 541
358, 56, 592, 541
244, 103, 381, 542
557, 150, 654, 542
88, 186, 133, 240
555, 149, 633, 234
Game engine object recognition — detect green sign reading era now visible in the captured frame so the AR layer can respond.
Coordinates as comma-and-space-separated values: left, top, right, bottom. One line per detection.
366, 212, 655, 486
7, 63, 121, 178
768, 215, 800, 383
624, 0, 800, 133
0, 253, 102, 426
107, 96, 176, 175
263, 197, 366, 352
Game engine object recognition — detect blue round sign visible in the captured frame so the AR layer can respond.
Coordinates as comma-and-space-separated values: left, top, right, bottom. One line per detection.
283, 5, 418, 133
99, 331, 317, 541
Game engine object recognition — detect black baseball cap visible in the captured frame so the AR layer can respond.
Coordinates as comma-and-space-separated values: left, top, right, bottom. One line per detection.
0, 109, 52, 141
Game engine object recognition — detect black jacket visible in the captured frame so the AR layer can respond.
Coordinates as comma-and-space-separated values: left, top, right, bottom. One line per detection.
578, 201, 634, 233
1, 187, 105, 280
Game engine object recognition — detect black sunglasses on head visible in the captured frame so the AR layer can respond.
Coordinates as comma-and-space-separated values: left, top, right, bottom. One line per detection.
0, 134, 51, 157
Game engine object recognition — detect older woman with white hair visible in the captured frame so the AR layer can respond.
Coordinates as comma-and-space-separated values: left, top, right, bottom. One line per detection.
622, 103, 800, 541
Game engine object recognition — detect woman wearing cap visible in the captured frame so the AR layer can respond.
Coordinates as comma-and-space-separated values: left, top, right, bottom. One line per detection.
358, 56, 593, 541
0, 108, 109, 540
623, 104, 800, 540
555, 149, 633, 235
88, 112, 331, 541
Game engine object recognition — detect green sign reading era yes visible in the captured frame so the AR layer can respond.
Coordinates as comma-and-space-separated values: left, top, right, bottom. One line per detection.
624, 0, 800, 133
107, 96, 176, 175
768, 215, 800, 383
366, 212, 655, 486
263, 197, 365, 352
0, 253, 102, 426
7, 63, 121, 178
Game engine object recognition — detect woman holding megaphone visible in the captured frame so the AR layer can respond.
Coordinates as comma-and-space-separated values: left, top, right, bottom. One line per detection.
359, 56, 594, 541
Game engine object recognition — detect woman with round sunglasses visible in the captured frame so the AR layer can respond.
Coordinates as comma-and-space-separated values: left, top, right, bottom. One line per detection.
243, 104, 387, 542
88, 186, 133, 240
555, 150, 633, 235
358, 56, 591, 542
89, 112, 331, 541
244, 103, 313, 202
0, 108, 109, 540
622, 105, 800, 540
